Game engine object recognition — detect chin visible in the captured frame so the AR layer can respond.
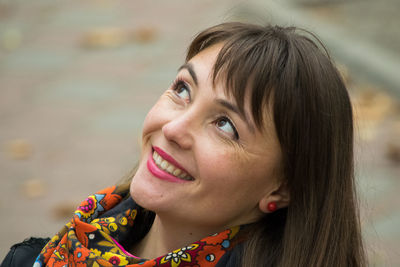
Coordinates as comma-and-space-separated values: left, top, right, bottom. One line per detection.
129, 163, 167, 213
130, 168, 152, 208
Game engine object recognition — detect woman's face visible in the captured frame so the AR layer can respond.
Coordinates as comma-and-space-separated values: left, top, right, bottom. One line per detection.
130, 44, 282, 230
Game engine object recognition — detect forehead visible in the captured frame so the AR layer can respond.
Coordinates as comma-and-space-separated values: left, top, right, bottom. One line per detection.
186, 44, 248, 107
185, 44, 241, 105
186, 44, 223, 83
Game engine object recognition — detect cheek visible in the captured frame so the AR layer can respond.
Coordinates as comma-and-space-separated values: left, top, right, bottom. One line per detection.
141, 101, 170, 143
196, 144, 278, 196
142, 106, 160, 137
196, 147, 247, 186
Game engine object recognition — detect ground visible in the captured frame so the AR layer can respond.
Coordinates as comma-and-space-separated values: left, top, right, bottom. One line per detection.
1, 0, 399, 265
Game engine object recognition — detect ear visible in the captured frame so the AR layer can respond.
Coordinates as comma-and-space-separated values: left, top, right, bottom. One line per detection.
259, 181, 290, 214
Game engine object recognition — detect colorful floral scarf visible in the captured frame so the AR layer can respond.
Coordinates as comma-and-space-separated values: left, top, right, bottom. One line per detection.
34, 185, 241, 267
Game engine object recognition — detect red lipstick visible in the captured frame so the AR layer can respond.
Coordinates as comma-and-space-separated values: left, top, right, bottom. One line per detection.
153, 146, 190, 175
146, 146, 193, 183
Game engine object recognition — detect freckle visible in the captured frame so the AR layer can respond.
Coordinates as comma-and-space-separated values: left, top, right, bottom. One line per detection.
189, 233, 193, 235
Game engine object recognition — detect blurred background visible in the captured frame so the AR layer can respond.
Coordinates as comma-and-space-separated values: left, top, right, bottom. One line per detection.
1, 0, 399, 265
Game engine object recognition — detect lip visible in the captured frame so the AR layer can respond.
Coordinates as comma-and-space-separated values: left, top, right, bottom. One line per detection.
147, 146, 193, 183
153, 146, 191, 175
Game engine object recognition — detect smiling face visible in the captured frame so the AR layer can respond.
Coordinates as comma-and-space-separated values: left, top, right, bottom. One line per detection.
130, 44, 284, 230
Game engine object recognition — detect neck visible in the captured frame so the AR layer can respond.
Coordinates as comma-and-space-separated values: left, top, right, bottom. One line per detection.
130, 214, 221, 259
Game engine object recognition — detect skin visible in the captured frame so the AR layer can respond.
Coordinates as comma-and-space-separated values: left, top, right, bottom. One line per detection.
129, 43, 289, 259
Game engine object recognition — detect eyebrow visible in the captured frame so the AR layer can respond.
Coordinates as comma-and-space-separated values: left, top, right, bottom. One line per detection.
178, 63, 198, 86
216, 99, 255, 133
178, 63, 255, 133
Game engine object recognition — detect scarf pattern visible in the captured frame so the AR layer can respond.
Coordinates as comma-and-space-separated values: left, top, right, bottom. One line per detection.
34, 186, 240, 267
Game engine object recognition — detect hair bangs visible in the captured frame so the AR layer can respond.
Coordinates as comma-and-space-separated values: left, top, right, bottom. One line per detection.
211, 32, 291, 130
186, 23, 294, 131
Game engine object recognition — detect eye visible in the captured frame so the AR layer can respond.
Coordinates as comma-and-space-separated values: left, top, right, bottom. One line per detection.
216, 117, 239, 140
172, 79, 191, 102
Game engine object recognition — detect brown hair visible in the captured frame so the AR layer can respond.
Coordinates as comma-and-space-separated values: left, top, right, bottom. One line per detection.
186, 22, 366, 267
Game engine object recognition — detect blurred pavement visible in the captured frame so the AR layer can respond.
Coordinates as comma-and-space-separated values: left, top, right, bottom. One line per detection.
1, 0, 399, 265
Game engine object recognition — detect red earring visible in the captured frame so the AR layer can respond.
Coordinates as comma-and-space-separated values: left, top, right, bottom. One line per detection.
267, 202, 277, 212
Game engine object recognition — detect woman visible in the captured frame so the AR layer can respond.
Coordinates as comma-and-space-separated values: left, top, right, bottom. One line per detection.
2, 22, 366, 266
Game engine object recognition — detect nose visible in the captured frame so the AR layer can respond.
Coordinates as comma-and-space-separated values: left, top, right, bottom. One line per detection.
162, 112, 195, 150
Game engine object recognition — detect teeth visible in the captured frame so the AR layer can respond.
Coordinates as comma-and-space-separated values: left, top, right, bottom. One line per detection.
154, 153, 162, 165
173, 169, 181, 176
161, 160, 168, 169
152, 151, 193, 180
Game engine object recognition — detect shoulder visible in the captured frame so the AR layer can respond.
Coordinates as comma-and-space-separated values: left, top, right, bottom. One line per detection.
1, 237, 49, 267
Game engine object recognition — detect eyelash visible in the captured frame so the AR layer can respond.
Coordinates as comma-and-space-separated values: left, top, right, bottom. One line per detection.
171, 77, 191, 101
215, 116, 239, 140
170, 77, 240, 141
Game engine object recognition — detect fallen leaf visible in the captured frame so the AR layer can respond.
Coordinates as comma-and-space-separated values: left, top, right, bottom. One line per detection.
81, 27, 130, 49
386, 142, 400, 164
134, 27, 157, 43
51, 201, 79, 220
5, 139, 33, 160
21, 178, 46, 199
81, 26, 158, 49
352, 89, 394, 139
